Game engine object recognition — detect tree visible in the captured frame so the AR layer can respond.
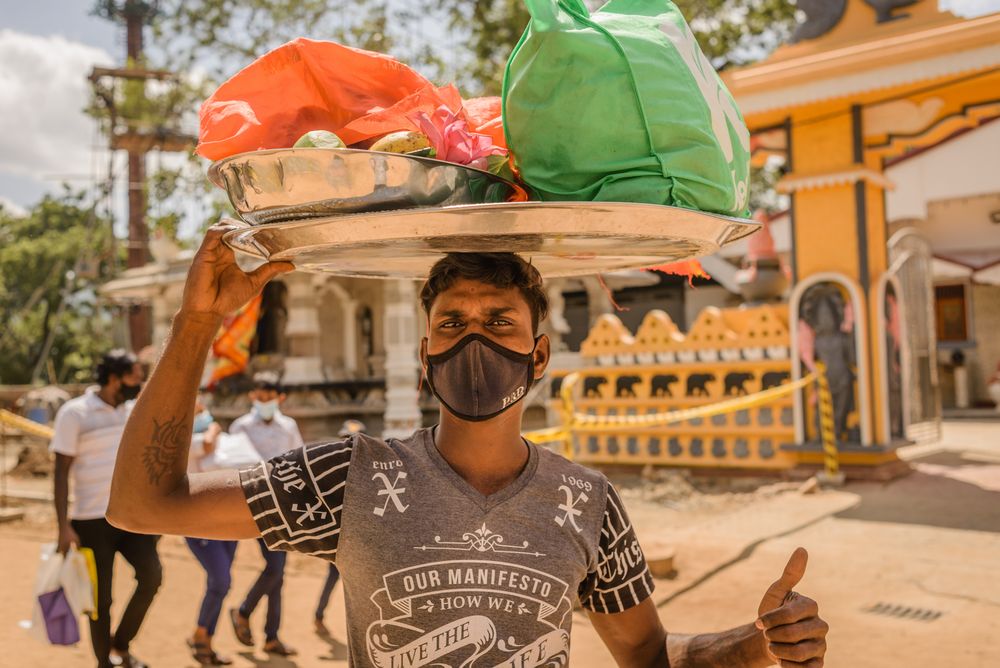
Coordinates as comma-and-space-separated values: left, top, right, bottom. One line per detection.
0, 192, 117, 385
429, 0, 798, 95
150, 0, 798, 95
150, 0, 400, 80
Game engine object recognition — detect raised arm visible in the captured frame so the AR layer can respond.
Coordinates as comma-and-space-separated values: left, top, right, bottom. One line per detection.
106, 225, 293, 539
589, 548, 827, 667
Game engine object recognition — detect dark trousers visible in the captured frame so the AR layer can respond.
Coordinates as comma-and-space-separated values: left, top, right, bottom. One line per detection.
239, 538, 286, 642
71, 518, 162, 668
315, 563, 341, 620
185, 538, 238, 636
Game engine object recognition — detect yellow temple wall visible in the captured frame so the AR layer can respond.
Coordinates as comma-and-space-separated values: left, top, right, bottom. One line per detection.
547, 307, 803, 470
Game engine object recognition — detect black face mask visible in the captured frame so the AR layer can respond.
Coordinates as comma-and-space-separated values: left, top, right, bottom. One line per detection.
425, 333, 537, 422
119, 383, 142, 401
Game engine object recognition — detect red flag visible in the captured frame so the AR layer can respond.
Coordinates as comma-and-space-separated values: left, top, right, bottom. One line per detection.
207, 295, 262, 389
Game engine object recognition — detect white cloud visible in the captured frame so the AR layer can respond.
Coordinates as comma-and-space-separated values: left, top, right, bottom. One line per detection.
0, 195, 28, 217
0, 30, 112, 185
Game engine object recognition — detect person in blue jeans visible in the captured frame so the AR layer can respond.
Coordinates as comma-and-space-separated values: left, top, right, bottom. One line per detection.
185, 398, 236, 665
228, 373, 301, 657
186, 538, 237, 665
312, 419, 363, 637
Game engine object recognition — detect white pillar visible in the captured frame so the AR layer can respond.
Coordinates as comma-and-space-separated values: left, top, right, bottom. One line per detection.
382, 279, 422, 439
282, 274, 326, 384
322, 280, 359, 376
583, 276, 614, 328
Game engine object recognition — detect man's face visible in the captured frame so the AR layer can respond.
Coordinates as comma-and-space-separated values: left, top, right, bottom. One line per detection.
249, 388, 282, 404
106, 363, 144, 405
421, 278, 549, 380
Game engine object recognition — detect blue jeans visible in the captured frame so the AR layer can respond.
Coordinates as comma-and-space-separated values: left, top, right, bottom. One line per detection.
239, 538, 286, 641
315, 563, 341, 620
185, 538, 238, 636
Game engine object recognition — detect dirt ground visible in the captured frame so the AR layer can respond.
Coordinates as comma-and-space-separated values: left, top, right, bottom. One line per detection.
1, 421, 999, 667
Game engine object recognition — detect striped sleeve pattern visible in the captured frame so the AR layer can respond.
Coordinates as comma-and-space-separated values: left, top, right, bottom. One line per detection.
239, 438, 353, 560
579, 483, 655, 613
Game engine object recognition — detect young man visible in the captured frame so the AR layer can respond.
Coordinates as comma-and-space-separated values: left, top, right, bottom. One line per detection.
52, 350, 160, 668
227, 372, 303, 657
108, 225, 829, 667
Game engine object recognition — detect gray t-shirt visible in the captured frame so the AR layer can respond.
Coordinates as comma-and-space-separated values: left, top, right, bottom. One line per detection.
241, 427, 653, 667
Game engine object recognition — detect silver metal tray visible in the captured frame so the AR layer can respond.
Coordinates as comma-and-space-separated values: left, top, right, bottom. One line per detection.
208, 148, 521, 225
223, 201, 759, 279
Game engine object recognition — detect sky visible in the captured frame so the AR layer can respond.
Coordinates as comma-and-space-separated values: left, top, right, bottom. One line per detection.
1, 0, 998, 223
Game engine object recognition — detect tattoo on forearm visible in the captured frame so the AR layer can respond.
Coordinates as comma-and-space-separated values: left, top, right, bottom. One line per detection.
143, 415, 189, 486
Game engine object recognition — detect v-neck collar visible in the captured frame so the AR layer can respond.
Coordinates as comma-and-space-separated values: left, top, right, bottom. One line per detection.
421, 426, 538, 512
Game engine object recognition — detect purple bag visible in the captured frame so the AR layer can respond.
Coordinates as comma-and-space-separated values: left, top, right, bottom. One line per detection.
38, 588, 79, 645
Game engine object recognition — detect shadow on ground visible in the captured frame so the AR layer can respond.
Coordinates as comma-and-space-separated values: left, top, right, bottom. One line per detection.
236, 651, 299, 667
835, 451, 1000, 533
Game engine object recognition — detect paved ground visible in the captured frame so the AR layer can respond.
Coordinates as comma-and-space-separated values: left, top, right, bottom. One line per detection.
2, 421, 998, 667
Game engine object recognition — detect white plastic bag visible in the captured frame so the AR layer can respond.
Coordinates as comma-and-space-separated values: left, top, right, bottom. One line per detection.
60, 548, 95, 619
29, 543, 65, 643
201, 432, 263, 471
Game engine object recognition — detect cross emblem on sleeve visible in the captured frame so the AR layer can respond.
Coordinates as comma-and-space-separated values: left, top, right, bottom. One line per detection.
291, 500, 328, 526
554, 485, 589, 533
372, 471, 409, 517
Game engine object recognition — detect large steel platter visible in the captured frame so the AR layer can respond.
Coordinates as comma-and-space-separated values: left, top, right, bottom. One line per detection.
209, 148, 521, 225
222, 201, 760, 279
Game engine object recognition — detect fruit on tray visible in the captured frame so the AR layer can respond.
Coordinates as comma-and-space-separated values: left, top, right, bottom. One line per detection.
369, 130, 433, 155
292, 130, 346, 149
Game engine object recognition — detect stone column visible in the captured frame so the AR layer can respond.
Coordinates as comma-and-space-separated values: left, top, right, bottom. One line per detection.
321, 279, 358, 376
583, 276, 614, 328
382, 279, 422, 438
282, 273, 326, 384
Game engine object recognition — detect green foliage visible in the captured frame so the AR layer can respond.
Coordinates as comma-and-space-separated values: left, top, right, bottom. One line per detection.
0, 192, 116, 385
676, 0, 799, 68
151, 0, 399, 78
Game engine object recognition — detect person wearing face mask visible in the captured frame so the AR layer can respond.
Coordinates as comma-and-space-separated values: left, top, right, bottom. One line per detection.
184, 395, 235, 666
50, 349, 160, 668
226, 372, 302, 657
109, 227, 830, 668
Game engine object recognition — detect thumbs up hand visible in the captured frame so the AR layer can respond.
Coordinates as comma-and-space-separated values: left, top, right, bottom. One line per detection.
755, 548, 828, 667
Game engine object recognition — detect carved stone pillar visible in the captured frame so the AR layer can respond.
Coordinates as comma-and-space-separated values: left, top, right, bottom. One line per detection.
282, 273, 325, 384
382, 280, 422, 439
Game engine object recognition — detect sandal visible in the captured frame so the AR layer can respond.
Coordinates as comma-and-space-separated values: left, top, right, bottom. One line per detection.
109, 654, 149, 668
264, 639, 298, 657
228, 608, 254, 647
187, 639, 233, 666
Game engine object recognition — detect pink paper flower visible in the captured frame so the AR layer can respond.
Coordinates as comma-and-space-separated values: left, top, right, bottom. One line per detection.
409, 105, 505, 168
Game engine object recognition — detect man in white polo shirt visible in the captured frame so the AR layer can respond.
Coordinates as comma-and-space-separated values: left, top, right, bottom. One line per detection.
51, 350, 160, 668
227, 372, 302, 657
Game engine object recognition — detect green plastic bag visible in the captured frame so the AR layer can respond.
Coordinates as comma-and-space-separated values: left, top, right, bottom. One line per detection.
502, 0, 751, 217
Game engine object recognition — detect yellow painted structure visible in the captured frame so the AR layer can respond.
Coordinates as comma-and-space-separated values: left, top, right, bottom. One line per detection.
723, 0, 1000, 452
550, 307, 803, 469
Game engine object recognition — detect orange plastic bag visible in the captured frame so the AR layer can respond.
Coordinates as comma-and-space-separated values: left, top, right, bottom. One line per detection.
197, 38, 505, 161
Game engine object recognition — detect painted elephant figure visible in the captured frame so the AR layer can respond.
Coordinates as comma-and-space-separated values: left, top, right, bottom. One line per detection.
583, 376, 608, 398
616, 375, 642, 398
724, 372, 754, 396
686, 373, 716, 397
651, 374, 679, 398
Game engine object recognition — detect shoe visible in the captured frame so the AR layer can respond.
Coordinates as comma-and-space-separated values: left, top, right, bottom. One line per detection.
188, 638, 233, 666
263, 639, 297, 656
228, 608, 254, 647
109, 654, 149, 668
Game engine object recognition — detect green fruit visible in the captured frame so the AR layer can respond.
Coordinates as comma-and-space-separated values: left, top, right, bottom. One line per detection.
370, 130, 432, 154
293, 130, 346, 149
